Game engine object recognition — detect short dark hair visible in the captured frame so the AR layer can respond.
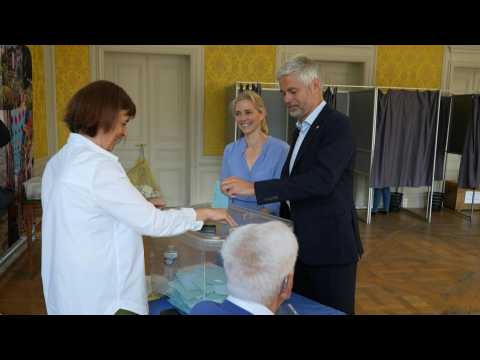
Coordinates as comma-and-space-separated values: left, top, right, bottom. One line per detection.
64, 80, 136, 137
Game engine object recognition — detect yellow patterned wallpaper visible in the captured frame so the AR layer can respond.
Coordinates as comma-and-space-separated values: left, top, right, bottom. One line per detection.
203, 46, 277, 156
55, 45, 90, 148
27, 45, 49, 160
376, 46, 444, 88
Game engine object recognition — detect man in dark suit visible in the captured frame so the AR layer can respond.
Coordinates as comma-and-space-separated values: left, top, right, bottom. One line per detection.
221, 56, 363, 314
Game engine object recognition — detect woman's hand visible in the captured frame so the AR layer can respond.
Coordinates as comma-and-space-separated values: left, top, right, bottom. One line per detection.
149, 197, 166, 209
195, 208, 237, 227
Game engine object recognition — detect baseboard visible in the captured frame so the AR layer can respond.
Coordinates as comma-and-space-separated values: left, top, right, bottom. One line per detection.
403, 192, 428, 209
355, 192, 428, 210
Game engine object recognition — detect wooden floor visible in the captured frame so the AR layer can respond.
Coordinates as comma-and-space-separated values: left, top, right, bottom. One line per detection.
1, 209, 479, 315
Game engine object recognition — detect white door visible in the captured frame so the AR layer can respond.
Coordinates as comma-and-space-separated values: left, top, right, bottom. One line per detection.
451, 66, 480, 93
315, 60, 364, 86
104, 52, 190, 207
475, 70, 480, 90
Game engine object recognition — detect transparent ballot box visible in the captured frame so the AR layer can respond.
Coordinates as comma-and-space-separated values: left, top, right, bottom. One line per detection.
145, 205, 293, 314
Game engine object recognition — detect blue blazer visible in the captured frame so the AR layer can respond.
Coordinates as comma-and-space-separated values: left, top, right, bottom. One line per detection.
190, 300, 252, 315
255, 105, 363, 266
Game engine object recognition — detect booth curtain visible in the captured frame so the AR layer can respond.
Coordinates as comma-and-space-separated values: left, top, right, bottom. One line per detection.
323, 87, 337, 108
458, 95, 480, 189
371, 90, 440, 187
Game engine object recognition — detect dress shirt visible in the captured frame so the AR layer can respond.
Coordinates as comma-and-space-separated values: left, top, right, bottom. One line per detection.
289, 101, 326, 174
41, 133, 202, 315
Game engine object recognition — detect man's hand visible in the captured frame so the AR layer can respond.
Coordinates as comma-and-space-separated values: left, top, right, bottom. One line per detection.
221, 177, 255, 197
195, 208, 237, 227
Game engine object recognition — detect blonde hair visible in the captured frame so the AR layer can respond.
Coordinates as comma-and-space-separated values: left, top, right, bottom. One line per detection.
231, 90, 269, 135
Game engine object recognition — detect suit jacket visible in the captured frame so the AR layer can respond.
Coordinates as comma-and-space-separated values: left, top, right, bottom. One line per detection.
255, 105, 363, 266
190, 300, 252, 315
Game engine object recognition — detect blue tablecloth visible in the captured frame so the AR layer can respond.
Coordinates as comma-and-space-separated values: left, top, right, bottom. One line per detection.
149, 292, 344, 315
280, 293, 344, 315
149, 296, 178, 314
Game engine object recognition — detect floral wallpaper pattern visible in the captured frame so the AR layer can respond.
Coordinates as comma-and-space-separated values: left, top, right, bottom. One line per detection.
203, 46, 276, 156
54, 45, 90, 148
27, 45, 48, 160
375, 46, 444, 89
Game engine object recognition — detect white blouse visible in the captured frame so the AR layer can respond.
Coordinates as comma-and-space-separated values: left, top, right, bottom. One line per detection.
41, 133, 202, 315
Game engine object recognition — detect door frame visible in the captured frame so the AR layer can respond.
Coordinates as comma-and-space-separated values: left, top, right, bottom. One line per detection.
442, 45, 480, 92
90, 45, 204, 205
276, 45, 377, 85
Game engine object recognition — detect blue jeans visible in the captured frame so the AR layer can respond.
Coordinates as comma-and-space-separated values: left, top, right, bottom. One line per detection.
372, 187, 391, 213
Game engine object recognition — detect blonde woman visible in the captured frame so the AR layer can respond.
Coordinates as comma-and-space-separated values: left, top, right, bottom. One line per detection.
220, 91, 289, 216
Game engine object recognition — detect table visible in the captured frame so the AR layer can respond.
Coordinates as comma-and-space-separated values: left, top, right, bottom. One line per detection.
444, 180, 479, 211
21, 195, 41, 278
148, 292, 344, 315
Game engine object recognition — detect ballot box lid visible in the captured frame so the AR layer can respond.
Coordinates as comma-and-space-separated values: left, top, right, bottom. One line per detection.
181, 204, 293, 252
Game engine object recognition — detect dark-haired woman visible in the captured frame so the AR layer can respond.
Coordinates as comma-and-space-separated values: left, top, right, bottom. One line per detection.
41, 80, 234, 315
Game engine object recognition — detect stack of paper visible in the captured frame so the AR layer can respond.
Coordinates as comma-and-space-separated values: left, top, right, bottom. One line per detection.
166, 263, 228, 314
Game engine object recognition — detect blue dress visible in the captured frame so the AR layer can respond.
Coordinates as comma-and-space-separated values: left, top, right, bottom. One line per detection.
220, 136, 289, 216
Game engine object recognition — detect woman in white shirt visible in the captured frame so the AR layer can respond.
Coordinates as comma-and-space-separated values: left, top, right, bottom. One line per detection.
41, 80, 235, 315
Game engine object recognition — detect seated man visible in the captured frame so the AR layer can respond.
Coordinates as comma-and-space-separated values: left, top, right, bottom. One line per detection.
190, 221, 298, 315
